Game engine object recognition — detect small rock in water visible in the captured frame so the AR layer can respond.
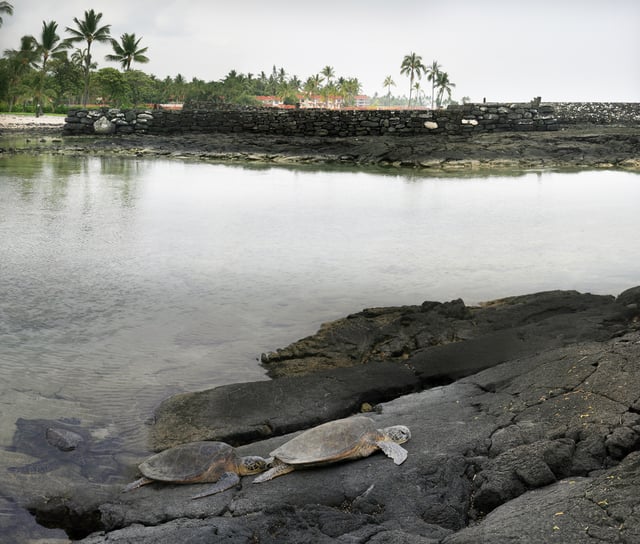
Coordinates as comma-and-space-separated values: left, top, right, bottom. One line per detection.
46, 427, 84, 451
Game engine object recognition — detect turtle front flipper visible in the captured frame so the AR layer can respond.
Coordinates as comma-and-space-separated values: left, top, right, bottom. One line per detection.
252, 461, 295, 483
191, 471, 240, 499
376, 440, 408, 465
122, 476, 154, 492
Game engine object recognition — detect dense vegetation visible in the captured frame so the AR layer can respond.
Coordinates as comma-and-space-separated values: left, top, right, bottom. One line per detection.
0, 5, 460, 114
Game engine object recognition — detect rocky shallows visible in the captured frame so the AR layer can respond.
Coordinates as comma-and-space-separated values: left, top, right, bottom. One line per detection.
7, 286, 640, 543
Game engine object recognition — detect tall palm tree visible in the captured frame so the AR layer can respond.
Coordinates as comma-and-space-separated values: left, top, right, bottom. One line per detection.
435, 71, 455, 107
383, 75, 395, 107
65, 9, 111, 105
400, 52, 426, 108
0, 1, 13, 28
32, 20, 69, 115
425, 60, 441, 109
105, 33, 149, 71
320, 66, 335, 107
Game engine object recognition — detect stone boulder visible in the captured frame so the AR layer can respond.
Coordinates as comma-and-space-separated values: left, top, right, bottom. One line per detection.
93, 116, 115, 134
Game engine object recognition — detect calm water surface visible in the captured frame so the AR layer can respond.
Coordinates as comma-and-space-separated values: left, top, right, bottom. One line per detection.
0, 154, 639, 539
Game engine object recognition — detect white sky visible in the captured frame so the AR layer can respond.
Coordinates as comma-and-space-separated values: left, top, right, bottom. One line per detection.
2, 0, 639, 102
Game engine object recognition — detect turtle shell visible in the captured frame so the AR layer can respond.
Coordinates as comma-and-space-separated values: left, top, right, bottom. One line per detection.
271, 416, 379, 466
139, 441, 239, 483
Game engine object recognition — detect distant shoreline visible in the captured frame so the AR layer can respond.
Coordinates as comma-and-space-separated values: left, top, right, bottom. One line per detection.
1, 114, 638, 172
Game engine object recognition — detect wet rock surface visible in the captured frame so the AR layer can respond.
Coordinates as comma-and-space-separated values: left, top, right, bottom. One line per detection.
7, 287, 639, 543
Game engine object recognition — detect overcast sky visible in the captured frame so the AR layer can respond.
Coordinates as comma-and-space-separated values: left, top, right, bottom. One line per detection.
2, 0, 639, 102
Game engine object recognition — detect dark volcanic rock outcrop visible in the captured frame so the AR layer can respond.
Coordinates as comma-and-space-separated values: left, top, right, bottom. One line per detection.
147, 290, 635, 451
10, 288, 640, 543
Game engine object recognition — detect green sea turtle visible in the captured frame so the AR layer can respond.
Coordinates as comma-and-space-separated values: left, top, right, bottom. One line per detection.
253, 416, 411, 483
123, 441, 269, 499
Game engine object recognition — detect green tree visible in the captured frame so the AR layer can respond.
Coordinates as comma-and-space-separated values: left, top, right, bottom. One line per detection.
321, 65, 335, 86
0, 1, 13, 28
435, 71, 455, 107
339, 77, 361, 107
400, 52, 426, 108
65, 9, 111, 105
3, 35, 37, 111
303, 73, 323, 105
425, 60, 440, 109
123, 69, 157, 105
320, 66, 335, 107
383, 75, 395, 107
413, 81, 424, 106
92, 66, 126, 105
47, 56, 83, 106
105, 33, 149, 71
32, 20, 69, 115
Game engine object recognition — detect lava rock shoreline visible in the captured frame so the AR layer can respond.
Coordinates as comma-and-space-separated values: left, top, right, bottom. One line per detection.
12, 286, 640, 543
1, 119, 639, 172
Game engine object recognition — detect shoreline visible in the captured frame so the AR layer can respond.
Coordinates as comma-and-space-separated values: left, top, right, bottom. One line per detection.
1, 114, 639, 171
9, 286, 640, 543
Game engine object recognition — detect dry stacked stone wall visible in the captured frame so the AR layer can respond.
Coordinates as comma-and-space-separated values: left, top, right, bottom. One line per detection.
62, 102, 638, 137
552, 102, 639, 126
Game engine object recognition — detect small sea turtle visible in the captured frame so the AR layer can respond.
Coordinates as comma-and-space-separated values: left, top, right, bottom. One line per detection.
253, 416, 410, 483
123, 441, 269, 499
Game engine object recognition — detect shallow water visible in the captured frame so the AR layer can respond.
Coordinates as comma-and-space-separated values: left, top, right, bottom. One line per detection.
0, 154, 639, 540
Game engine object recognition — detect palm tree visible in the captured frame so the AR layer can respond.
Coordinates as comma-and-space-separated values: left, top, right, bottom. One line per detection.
425, 60, 441, 109
413, 81, 424, 106
321, 65, 335, 86
383, 76, 395, 107
32, 20, 69, 115
435, 71, 455, 107
400, 52, 426, 108
303, 74, 323, 106
320, 66, 335, 107
65, 9, 111, 106
0, 1, 13, 27
339, 77, 361, 107
105, 33, 149, 71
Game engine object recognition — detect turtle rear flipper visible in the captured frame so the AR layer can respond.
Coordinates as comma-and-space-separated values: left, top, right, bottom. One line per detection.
122, 476, 153, 493
253, 462, 295, 483
191, 471, 240, 499
376, 440, 408, 465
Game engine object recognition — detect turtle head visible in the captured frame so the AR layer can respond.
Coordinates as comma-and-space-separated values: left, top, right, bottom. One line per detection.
239, 456, 269, 475
381, 425, 411, 444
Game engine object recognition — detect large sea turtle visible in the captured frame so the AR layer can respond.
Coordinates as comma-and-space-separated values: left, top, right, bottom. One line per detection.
253, 416, 410, 483
123, 441, 269, 499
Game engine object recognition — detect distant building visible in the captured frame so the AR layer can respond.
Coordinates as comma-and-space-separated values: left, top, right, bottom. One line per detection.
255, 94, 371, 109
255, 96, 284, 107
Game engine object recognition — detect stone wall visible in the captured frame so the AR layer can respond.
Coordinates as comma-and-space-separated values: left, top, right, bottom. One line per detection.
63, 102, 638, 137
63, 102, 558, 137
552, 102, 639, 126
